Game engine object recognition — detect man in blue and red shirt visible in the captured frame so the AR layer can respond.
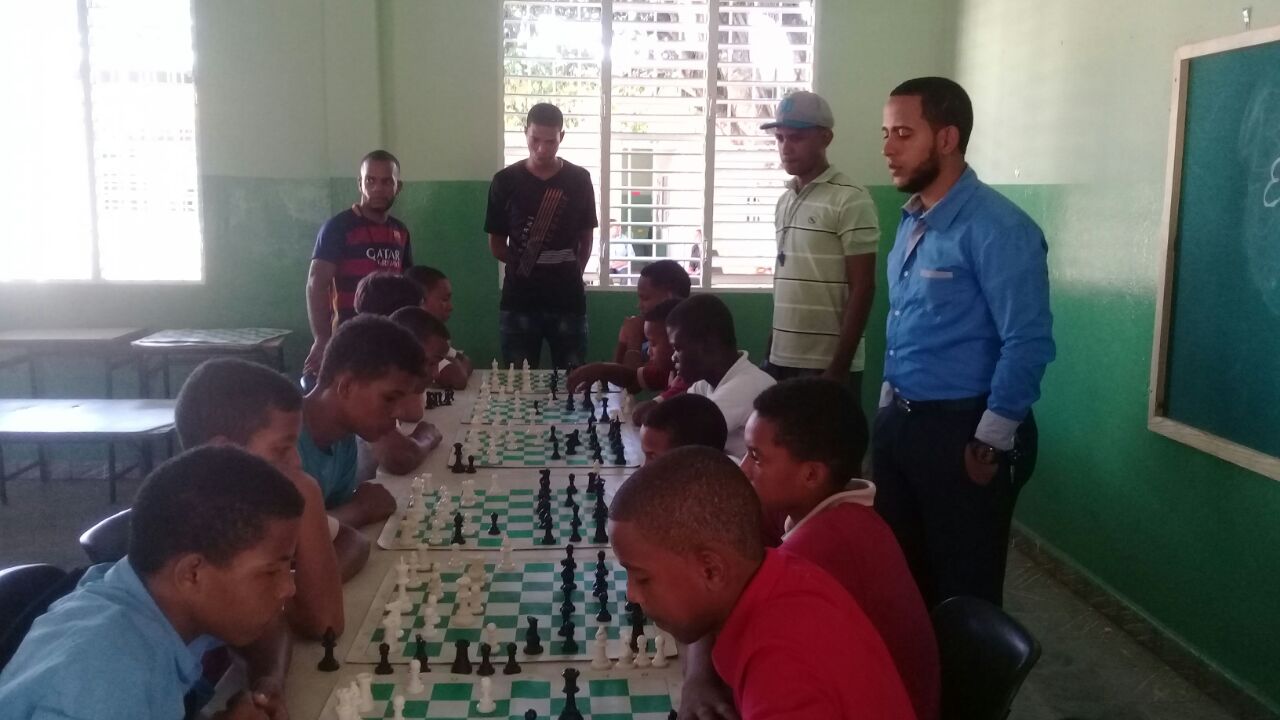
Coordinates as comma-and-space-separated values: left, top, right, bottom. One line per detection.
304, 150, 414, 381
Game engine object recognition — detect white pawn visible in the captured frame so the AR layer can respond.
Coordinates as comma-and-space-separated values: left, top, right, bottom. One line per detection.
357, 673, 375, 712
382, 611, 403, 641
449, 543, 461, 567
652, 633, 669, 667
335, 689, 358, 720
484, 622, 499, 649
407, 659, 425, 693
391, 694, 406, 720
634, 632, 651, 668
615, 638, 634, 669
489, 473, 500, 495
591, 626, 611, 669
476, 676, 497, 714
499, 537, 516, 571
407, 554, 422, 588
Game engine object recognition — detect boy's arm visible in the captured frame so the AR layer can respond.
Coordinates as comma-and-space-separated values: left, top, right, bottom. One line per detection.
680, 635, 739, 720
282, 469, 344, 637
235, 614, 293, 720
566, 362, 641, 394
328, 481, 396, 528
372, 422, 442, 476
488, 233, 511, 264
333, 523, 371, 581
435, 360, 470, 390
616, 316, 646, 368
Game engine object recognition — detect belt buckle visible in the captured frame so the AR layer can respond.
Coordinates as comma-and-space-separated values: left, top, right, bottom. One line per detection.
894, 394, 913, 414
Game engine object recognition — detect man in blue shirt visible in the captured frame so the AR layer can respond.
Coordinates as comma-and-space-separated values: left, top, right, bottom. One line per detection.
874, 77, 1055, 607
0, 446, 303, 720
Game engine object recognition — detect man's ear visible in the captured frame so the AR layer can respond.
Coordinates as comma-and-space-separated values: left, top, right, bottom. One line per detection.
800, 460, 830, 492
693, 547, 730, 590
170, 553, 206, 593
938, 125, 962, 155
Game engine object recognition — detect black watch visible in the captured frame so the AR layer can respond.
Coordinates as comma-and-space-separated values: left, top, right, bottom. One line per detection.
968, 439, 1006, 465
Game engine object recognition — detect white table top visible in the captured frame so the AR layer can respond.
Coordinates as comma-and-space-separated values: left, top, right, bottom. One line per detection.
0, 399, 176, 437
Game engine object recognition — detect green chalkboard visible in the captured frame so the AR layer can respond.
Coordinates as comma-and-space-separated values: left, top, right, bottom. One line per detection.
1150, 27, 1280, 480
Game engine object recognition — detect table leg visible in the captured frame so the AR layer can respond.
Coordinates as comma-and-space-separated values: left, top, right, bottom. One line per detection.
108, 442, 118, 504
0, 443, 7, 506
162, 354, 172, 398
37, 444, 50, 483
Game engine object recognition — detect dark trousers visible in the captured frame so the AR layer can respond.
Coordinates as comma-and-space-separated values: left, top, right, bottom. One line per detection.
499, 310, 588, 369
762, 362, 864, 409
871, 398, 1038, 608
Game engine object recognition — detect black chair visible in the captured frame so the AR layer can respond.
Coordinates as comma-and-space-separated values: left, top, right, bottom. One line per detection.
0, 564, 69, 671
932, 596, 1041, 720
79, 508, 132, 564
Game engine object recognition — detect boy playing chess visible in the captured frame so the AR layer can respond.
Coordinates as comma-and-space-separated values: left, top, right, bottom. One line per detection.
406, 265, 474, 389
176, 358, 369, 636
565, 297, 681, 396
301, 315, 428, 527
0, 447, 303, 720
609, 447, 915, 719
613, 259, 691, 366
638, 392, 728, 463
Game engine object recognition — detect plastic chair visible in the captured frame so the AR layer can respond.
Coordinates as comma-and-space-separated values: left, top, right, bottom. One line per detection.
79, 508, 132, 564
0, 564, 70, 671
932, 595, 1042, 720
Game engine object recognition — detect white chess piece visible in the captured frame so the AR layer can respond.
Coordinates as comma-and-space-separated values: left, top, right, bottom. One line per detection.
591, 626, 611, 669
391, 694, 406, 720
357, 673, 375, 712
336, 689, 357, 720
634, 632, 651, 668
615, 638, 634, 669
407, 659, 425, 693
499, 537, 515, 571
407, 554, 422, 588
489, 473, 500, 495
382, 611, 403, 641
652, 633, 669, 667
477, 676, 497, 714
484, 622, 499, 649
449, 543, 461, 567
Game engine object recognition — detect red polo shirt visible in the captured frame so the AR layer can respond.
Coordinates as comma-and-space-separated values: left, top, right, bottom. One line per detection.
711, 549, 916, 720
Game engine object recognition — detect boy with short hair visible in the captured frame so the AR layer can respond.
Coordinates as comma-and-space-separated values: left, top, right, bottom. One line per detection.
353, 271, 424, 317
566, 297, 681, 396
638, 392, 727, 463
405, 265, 473, 389
665, 294, 775, 457
683, 378, 940, 720
614, 259, 691, 366
176, 358, 369, 635
609, 447, 915, 720
301, 315, 427, 527
0, 446, 304, 720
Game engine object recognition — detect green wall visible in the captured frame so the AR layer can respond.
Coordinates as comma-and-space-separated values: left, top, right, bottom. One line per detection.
951, 0, 1280, 708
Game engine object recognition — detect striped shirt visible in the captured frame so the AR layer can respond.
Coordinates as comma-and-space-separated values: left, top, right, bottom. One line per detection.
312, 207, 413, 324
770, 166, 879, 371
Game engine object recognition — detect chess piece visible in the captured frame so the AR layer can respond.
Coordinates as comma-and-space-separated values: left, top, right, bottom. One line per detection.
413, 634, 431, 671
652, 634, 669, 668
488, 512, 501, 536
317, 627, 340, 671
591, 625, 611, 669
466, 455, 477, 473
596, 596, 612, 623
451, 443, 465, 473
375, 642, 394, 674
477, 642, 496, 676
451, 639, 473, 674
524, 616, 544, 654
477, 677, 497, 714
408, 659, 425, 693
357, 673, 375, 712
634, 633, 651, 668
503, 642, 522, 674
560, 667, 584, 720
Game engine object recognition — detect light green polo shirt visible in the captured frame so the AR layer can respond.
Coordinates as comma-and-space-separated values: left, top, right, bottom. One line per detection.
770, 166, 879, 371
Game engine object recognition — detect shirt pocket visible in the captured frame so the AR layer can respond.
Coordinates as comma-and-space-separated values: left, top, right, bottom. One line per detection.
919, 268, 965, 307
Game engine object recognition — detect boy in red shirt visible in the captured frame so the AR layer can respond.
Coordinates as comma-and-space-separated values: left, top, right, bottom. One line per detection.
610, 447, 915, 720
566, 298, 681, 396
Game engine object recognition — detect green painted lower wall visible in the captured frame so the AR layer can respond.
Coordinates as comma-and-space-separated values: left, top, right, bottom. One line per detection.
3, 175, 1277, 707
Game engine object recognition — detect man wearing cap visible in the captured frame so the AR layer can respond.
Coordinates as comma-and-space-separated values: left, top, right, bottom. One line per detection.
764, 91, 879, 408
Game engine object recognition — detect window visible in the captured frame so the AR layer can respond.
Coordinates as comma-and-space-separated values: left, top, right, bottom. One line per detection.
502, 0, 815, 289
0, 0, 201, 282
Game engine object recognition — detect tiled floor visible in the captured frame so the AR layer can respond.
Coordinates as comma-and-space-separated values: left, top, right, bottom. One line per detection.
0, 471, 1255, 720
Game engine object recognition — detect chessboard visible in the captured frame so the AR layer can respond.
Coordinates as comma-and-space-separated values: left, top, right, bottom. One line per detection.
377, 472, 615, 551
450, 423, 640, 470
320, 667, 679, 720
477, 368, 624, 397
463, 394, 629, 427
346, 547, 678, 667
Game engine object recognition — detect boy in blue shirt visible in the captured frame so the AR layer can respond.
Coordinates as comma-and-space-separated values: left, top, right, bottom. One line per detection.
300, 314, 427, 527
0, 446, 304, 720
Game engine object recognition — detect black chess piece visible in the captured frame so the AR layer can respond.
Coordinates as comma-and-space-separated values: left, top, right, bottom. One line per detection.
581, 386, 591, 406
593, 517, 608, 544
414, 633, 431, 672
503, 642, 522, 674
668, 711, 678, 720
628, 603, 647, 652
444, 389, 454, 405
541, 523, 556, 545
532, 399, 541, 416
466, 455, 477, 473
317, 627, 340, 671
451, 639, 473, 674
565, 394, 575, 413
550, 438, 561, 460
488, 512, 501, 536
562, 544, 576, 567
451, 442, 465, 473
587, 404, 596, 423
524, 617, 544, 655
452, 512, 466, 545
538, 505, 553, 530
559, 618, 578, 653
592, 446, 604, 464
596, 596, 612, 623
375, 642, 394, 674
477, 642, 496, 676
425, 392, 437, 410
559, 598, 576, 619
564, 475, 578, 506
525, 710, 538, 720
601, 395, 609, 412
560, 667, 584, 720
569, 509, 583, 543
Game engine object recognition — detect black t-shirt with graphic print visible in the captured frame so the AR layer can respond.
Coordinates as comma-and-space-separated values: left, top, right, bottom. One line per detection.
484, 159, 597, 314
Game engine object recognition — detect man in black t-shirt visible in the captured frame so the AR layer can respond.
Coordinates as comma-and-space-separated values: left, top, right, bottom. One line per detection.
485, 103, 597, 369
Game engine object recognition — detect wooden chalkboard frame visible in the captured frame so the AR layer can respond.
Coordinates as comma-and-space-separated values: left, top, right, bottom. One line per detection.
1148, 24, 1280, 481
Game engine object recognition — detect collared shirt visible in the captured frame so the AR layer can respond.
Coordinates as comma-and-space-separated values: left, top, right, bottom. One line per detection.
711, 549, 916, 720
883, 166, 1055, 449
780, 483, 942, 720
687, 351, 777, 458
0, 559, 220, 720
771, 166, 880, 371
311, 207, 413, 325
298, 424, 359, 509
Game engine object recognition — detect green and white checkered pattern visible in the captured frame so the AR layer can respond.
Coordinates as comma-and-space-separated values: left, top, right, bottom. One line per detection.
455, 426, 639, 469
465, 395, 621, 427
477, 370, 623, 396
349, 551, 674, 666
378, 487, 610, 552
322, 671, 677, 719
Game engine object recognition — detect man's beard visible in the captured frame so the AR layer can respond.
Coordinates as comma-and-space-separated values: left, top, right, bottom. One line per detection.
898, 149, 941, 194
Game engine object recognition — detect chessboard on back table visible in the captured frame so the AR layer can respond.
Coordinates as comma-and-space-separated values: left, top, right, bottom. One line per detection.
463, 393, 628, 427
451, 422, 641, 470
345, 546, 677, 667
376, 470, 619, 551
476, 368, 624, 396
321, 666, 680, 720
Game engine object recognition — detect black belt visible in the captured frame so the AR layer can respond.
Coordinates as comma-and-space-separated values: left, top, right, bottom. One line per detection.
892, 392, 987, 415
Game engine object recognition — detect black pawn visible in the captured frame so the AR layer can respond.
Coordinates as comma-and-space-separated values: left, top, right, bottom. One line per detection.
569, 509, 583, 543
596, 597, 612, 623
525, 711, 538, 720
414, 633, 431, 672
317, 627, 340, 672
565, 474, 578, 503
452, 512, 466, 545
451, 639, 473, 674
451, 442, 465, 473
550, 438, 561, 460
477, 642, 496, 676
503, 642, 522, 675
560, 618, 578, 653
524, 617, 544, 655
593, 518, 609, 544
668, 711, 678, 720
488, 512, 501, 536
375, 642, 394, 675
601, 395, 609, 412
565, 394, 575, 413
541, 523, 556, 545
466, 455, 476, 474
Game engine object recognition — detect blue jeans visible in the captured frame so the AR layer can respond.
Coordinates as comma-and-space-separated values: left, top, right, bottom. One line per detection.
499, 310, 588, 369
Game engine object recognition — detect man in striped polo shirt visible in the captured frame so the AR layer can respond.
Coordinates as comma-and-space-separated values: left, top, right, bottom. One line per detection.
304, 150, 414, 382
764, 92, 879, 407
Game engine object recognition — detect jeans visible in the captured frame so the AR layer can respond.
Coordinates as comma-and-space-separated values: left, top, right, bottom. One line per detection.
499, 310, 588, 369
761, 362, 864, 408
